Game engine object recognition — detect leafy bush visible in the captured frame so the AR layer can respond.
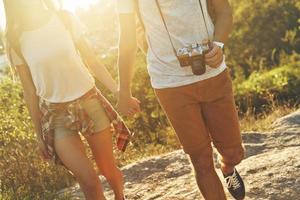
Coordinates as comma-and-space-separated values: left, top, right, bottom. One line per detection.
0, 77, 74, 200
228, 0, 300, 76
233, 60, 300, 114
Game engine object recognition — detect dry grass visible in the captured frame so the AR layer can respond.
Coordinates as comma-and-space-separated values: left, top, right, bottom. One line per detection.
240, 104, 299, 132
118, 104, 300, 167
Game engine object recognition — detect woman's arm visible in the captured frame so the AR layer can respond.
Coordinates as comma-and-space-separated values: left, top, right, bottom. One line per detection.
75, 37, 118, 95
75, 36, 140, 116
17, 65, 41, 139
16, 65, 49, 158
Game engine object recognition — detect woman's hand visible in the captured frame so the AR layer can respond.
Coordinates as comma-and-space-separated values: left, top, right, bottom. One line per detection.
37, 138, 50, 160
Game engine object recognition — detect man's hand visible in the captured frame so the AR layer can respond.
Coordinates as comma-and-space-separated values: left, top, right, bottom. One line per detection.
117, 92, 141, 117
204, 42, 224, 68
117, 13, 138, 116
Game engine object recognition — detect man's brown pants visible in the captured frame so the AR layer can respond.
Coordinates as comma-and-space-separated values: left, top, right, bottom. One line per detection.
155, 69, 244, 199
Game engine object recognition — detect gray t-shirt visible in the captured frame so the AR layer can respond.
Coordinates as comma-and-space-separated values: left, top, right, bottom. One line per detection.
117, 0, 226, 89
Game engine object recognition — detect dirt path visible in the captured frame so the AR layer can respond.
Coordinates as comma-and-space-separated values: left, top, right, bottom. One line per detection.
60, 110, 300, 200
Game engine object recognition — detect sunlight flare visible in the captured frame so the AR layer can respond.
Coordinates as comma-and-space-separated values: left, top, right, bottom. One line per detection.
61, 0, 97, 12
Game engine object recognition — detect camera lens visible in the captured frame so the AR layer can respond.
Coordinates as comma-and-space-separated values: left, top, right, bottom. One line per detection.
190, 54, 206, 75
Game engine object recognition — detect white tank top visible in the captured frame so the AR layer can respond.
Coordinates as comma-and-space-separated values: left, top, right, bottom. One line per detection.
10, 14, 95, 103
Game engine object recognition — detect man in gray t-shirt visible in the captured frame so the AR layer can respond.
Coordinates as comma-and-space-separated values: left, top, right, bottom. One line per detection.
116, 1, 245, 199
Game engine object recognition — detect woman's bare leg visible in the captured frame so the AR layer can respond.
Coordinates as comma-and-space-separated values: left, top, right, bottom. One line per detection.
86, 128, 124, 200
54, 134, 106, 200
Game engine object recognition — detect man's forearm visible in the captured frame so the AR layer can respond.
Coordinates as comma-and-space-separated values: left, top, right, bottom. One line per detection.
118, 14, 138, 96
212, 1, 233, 44
118, 49, 137, 96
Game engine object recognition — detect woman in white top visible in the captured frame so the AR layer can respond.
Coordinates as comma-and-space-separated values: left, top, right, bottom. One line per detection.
3, 0, 140, 199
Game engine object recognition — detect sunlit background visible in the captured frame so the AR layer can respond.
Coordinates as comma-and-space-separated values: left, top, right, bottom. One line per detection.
0, 0, 99, 30
0, 1, 5, 30
62, 0, 98, 12
0, 0, 116, 68
0, 0, 299, 199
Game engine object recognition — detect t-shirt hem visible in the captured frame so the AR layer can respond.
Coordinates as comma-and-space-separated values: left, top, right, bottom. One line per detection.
38, 84, 96, 103
151, 65, 227, 89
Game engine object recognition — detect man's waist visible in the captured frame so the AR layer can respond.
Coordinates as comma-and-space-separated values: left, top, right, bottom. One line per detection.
148, 62, 227, 89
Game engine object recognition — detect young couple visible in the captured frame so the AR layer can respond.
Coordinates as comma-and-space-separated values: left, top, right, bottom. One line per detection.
4, 0, 245, 199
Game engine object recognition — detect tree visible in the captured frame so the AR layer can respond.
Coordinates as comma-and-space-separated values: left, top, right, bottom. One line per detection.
227, 0, 300, 77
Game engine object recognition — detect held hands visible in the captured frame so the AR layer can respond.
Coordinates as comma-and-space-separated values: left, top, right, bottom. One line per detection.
202, 39, 224, 68
116, 91, 141, 117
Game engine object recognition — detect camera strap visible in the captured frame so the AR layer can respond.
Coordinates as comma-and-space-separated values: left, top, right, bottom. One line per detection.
155, 0, 211, 56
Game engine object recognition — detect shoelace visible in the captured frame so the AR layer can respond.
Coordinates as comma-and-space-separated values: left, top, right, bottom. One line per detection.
225, 170, 241, 190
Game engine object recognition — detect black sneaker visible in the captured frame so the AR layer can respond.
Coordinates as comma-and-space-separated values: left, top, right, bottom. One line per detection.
223, 168, 245, 200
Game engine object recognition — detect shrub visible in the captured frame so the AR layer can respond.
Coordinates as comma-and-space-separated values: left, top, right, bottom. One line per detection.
0, 77, 74, 200
233, 61, 300, 114
228, 0, 300, 76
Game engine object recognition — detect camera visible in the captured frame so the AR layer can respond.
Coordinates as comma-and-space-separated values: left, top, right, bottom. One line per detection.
176, 42, 211, 75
